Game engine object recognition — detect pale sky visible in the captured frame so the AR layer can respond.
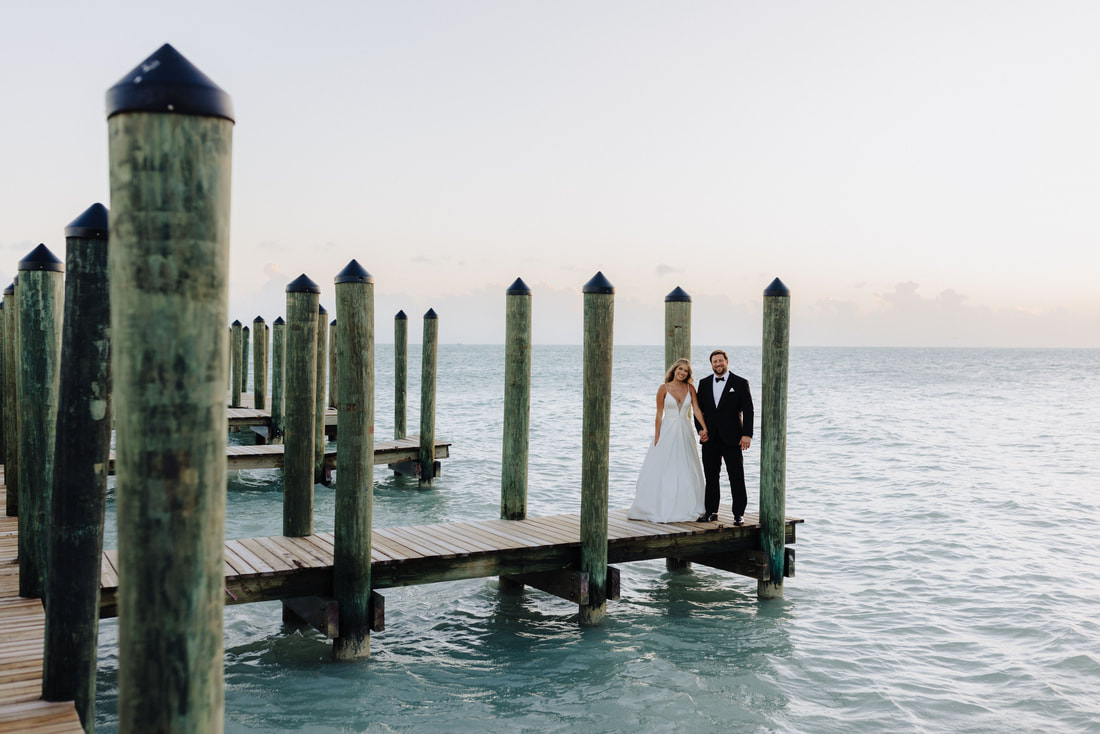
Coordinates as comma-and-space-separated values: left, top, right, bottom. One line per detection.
2, 1, 1097, 346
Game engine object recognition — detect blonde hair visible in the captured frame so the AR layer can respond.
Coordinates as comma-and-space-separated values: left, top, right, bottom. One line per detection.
664, 358, 694, 384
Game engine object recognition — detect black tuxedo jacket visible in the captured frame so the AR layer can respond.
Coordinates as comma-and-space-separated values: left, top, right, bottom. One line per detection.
694, 372, 754, 447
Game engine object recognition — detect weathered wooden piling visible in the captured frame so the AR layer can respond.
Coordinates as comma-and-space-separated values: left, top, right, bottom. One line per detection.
501, 278, 531, 521
315, 304, 329, 483
758, 278, 791, 599
240, 327, 249, 396
328, 318, 337, 409
0, 302, 4, 492
2, 283, 16, 518
42, 203, 112, 729
107, 42, 233, 732
664, 286, 693, 572
16, 244, 64, 600
579, 272, 614, 626
418, 309, 439, 487
664, 286, 692, 369
231, 320, 243, 407
253, 316, 267, 409
332, 260, 374, 660
394, 311, 407, 440
284, 275, 319, 536
271, 316, 286, 439
226, 327, 232, 391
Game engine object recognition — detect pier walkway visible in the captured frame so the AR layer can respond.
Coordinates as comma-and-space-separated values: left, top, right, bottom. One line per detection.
98, 508, 801, 618
106, 435, 452, 474
0, 483, 83, 733
0, 463, 799, 732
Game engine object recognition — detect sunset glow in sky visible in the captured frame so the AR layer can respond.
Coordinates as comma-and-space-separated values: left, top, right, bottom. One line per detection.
2, 2, 1097, 346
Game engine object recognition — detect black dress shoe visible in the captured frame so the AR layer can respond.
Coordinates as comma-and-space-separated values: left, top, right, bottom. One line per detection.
696, 513, 711, 522
733, 516, 744, 526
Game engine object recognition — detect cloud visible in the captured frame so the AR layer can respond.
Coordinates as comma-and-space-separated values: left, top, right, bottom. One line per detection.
654, 263, 681, 277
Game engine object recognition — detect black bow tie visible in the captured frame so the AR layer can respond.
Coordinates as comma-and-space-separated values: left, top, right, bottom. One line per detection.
714, 376, 725, 382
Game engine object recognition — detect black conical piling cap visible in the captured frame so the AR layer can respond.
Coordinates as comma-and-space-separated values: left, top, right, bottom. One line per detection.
286, 274, 320, 294
330, 319, 337, 326
395, 310, 407, 320
665, 286, 691, 303
424, 309, 438, 319
254, 315, 264, 323
334, 259, 374, 284
243, 325, 249, 333
106, 43, 234, 121
65, 203, 109, 240
318, 304, 327, 316
18, 244, 64, 273
582, 271, 614, 294
232, 320, 241, 327
273, 316, 285, 325
3, 284, 14, 296
506, 277, 531, 295
764, 277, 790, 297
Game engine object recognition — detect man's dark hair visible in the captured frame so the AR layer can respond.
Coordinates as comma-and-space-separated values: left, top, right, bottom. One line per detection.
709, 349, 728, 362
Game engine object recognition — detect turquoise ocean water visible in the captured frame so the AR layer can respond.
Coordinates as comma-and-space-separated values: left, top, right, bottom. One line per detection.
94, 346, 1100, 733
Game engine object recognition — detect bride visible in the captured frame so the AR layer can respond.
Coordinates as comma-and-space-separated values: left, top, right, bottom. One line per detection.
628, 358, 709, 523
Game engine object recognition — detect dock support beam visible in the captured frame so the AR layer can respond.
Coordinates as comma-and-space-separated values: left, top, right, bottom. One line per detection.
499, 278, 531, 593
758, 278, 791, 599
16, 243, 64, 600
501, 278, 531, 521
271, 316, 286, 440
242, 325, 250, 395
284, 275, 319, 536
0, 300, 4, 513
663, 286, 692, 371
107, 43, 233, 733
579, 272, 614, 626
314, 304, 328, 484
328, 318, 337, 409
394, 311, 407, 441
418, 309, 438, 487
230, 320, 243, 408
253, 316, 267, 409
42, 204, 112, 729
2, 283, 16, 518
664, 286, 692, 571
332, 260, 374, 660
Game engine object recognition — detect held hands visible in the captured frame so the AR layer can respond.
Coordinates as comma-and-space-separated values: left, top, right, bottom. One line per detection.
740, 436, 751, 451
698, 429, 709, 443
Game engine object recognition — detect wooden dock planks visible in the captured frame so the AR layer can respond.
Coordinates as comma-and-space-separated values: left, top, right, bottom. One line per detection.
106, 435, 452, 473
0, 469, 799, 733
0, 493, 83, 733
98, 508, 802, 616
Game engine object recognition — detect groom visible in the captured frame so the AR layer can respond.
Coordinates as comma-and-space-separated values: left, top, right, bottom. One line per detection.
694, 349, 754, 525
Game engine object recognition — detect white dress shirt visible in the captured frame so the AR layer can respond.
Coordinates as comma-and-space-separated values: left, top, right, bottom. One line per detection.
711, 372, 727, 405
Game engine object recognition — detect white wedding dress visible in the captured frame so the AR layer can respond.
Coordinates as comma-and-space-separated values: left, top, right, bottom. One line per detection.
628, 391, 705, 522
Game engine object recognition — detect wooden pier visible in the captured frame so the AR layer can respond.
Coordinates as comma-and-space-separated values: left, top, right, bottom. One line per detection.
106, 435, 452, 474
0, 484, 83, 733
95, 506, 800, 619
1, 467, 799, 731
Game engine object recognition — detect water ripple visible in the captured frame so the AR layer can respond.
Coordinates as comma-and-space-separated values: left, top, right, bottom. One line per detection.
94, 347, 1100, 733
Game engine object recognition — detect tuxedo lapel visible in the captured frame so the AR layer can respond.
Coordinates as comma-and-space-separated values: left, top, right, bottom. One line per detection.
700, 375, 716, 413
